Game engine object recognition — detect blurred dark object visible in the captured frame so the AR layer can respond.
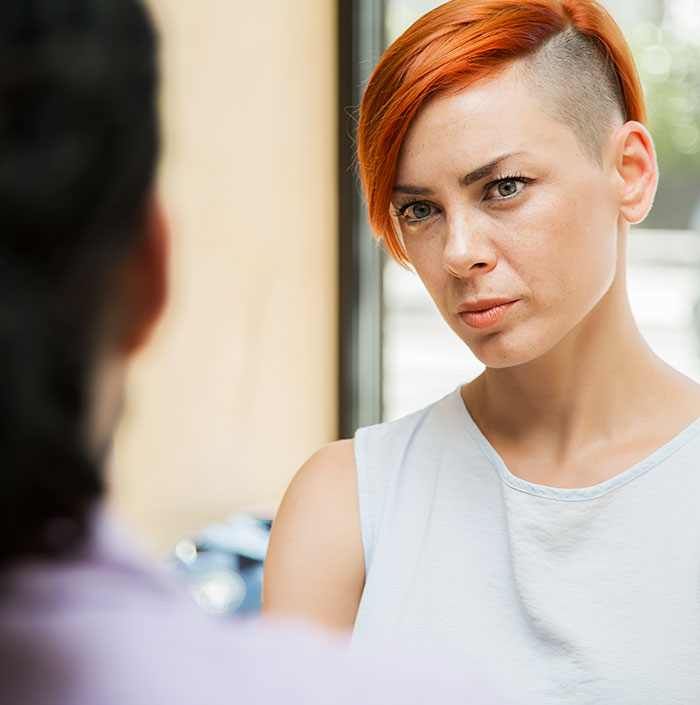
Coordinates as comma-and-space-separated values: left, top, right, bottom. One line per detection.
167, 514, 271, 617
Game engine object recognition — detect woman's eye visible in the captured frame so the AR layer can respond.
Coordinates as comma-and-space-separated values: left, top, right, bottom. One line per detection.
485, 177, 529, 201
396, 201, 436, 223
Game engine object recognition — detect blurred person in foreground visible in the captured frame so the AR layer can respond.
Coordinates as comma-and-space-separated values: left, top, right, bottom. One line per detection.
0, 1, 516, 704
265, 0, 700, 702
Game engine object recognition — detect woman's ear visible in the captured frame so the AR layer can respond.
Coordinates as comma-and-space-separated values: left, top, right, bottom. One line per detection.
614, 121, 658, 224
120, 194, 169, 355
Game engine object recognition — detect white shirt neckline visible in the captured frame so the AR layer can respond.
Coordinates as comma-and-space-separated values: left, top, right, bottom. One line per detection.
452, 386, 700, 502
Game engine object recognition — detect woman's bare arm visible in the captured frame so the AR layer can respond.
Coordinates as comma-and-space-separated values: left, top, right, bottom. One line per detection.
262, 439, 365, 633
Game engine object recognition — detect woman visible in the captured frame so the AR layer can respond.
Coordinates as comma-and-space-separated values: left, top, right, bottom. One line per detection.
264, 0, 700, 701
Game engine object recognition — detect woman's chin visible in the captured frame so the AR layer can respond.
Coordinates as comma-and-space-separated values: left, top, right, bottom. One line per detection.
462, 330, 557, 371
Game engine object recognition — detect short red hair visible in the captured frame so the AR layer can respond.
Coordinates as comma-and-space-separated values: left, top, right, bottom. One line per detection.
357, 0, 645, 265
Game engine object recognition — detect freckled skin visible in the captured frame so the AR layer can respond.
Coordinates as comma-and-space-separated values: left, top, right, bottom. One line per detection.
394, 64, 624, 369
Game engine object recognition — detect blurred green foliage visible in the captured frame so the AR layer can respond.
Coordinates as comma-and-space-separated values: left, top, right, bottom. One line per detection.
630, 23, 700, 174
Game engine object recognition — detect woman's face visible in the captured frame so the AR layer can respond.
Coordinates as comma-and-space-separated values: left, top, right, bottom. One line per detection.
392, 63, 624, 369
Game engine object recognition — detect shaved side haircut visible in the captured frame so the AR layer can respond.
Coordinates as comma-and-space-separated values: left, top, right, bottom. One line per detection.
522, 27, 628, 163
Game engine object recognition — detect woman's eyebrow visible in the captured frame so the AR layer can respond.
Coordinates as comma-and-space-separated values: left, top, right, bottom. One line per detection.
392, 183, 435, 196
393, 151, 525, 195
459, 151, 524, 186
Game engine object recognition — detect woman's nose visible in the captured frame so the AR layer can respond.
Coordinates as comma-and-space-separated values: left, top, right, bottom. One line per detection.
442, 216, 497, 278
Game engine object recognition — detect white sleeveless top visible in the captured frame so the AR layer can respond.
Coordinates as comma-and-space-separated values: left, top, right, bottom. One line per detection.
351, 387, 700, 705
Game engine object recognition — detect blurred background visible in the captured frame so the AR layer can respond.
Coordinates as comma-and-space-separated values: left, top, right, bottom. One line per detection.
113, 0, 338, 552
112, 0, 700, 578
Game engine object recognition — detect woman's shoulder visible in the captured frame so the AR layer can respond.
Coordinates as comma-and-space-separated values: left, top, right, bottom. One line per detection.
277, 440, 358, 517
281, 387, 462, 492
262, 439, 365, 628
272, 438, 358, 524
262, 387, 468, 628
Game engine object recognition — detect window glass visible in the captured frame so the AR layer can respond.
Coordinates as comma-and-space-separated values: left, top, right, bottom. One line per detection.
382, 0, 700, 420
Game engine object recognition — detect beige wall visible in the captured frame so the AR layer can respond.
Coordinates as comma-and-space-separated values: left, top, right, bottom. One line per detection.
112, 0, 338, 553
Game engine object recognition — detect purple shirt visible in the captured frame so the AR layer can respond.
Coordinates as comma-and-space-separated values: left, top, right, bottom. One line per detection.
0, 513, 516, 705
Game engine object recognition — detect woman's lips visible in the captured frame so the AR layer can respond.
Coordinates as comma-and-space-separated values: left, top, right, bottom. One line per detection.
458, 300, 517, 329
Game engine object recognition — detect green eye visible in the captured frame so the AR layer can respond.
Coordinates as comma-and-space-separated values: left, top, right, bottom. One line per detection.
484, 175, 532, 202
497, 180, 518, 197
396, 201, 436, 223
409, 203, 432, 219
